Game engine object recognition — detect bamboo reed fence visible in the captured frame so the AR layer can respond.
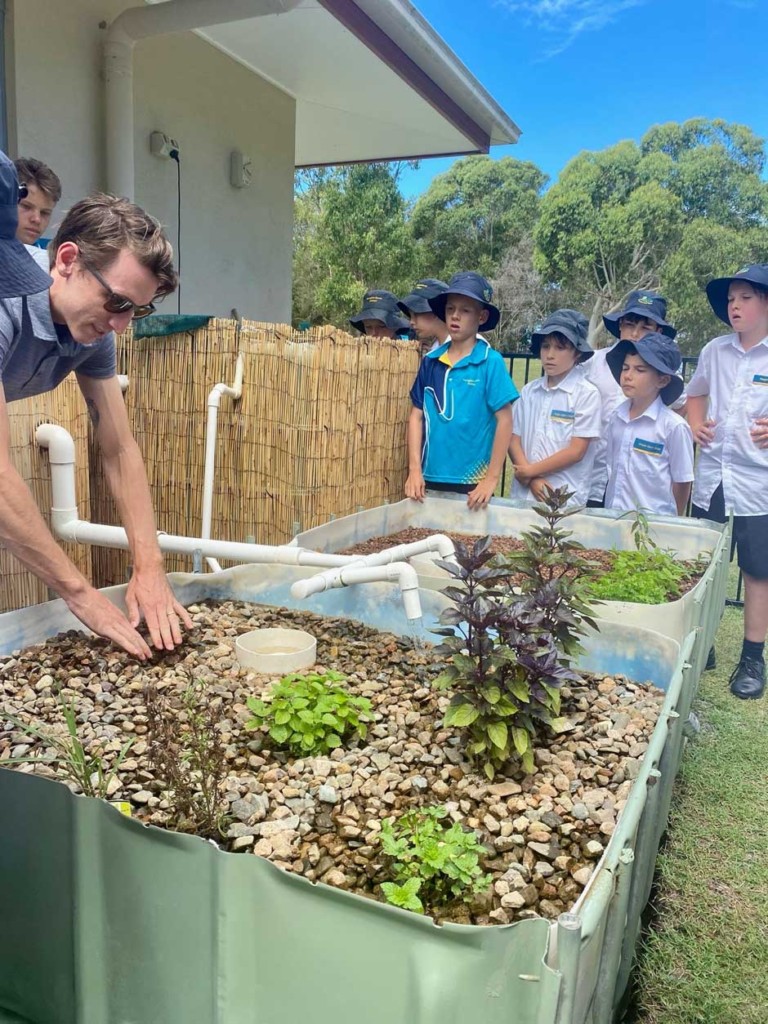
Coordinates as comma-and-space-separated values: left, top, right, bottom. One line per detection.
90, 320, 419, 587
1, 376, 92, 613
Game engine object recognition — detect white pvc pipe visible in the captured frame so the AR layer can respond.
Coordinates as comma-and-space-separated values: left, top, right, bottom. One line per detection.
35, 423, 430, 622
105, 0, 301, 198
290, 562, 422, 622
201, 354, 244, 572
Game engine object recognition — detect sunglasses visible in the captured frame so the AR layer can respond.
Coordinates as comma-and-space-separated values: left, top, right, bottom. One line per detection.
84, 263, 156, 320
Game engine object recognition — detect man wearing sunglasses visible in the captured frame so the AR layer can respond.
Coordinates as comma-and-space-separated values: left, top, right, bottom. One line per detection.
0, 173, 193, 660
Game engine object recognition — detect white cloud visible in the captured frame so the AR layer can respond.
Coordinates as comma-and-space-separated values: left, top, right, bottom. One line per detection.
496, 0, 648, 57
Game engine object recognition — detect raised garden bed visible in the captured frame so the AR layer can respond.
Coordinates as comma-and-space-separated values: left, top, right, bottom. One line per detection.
338, 528, 706, 601
1, 601, 664, 926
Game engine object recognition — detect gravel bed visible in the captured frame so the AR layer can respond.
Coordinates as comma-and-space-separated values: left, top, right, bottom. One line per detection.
0, 601, 665, 925
339, 527, 704, 597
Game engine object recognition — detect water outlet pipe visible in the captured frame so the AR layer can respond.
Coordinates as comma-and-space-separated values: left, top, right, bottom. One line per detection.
201, 354, 244, 573
34, 424, 454, 625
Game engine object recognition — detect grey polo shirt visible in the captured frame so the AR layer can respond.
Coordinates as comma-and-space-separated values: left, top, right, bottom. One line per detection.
0, 290, 116, 403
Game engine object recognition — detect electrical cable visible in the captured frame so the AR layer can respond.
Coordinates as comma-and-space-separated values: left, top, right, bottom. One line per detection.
170, 147, 181, 313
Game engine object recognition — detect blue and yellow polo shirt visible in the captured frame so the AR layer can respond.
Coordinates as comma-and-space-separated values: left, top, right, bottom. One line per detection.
410, 338, 518, 485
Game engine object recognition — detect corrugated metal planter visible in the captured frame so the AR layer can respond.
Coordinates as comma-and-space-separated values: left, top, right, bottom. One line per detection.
293, 496, 730, 679
0, 566, 696, 1024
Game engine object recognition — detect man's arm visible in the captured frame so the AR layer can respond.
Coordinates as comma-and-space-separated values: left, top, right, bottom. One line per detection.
76, 373, 192, 649
467, 404, 513, 509
0, 383, 151, 657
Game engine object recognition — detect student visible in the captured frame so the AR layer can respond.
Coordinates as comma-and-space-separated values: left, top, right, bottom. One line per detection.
397, 278, 449, 355
509, 309, 601, 506
13, 156, 61, 247
0, 158, 192, 659
587, 291, 682, 508
349, 288, 411, 339
604, 332, 693, 516
687, 264, 768, 699
405, 271, 517, 509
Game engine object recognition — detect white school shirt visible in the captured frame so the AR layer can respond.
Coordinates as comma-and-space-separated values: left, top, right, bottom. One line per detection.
585, 343, 688, 502
584, 345, 626, 501
605, 397, 694, 516
510, 365, 602, 506
687, 332, 768, 516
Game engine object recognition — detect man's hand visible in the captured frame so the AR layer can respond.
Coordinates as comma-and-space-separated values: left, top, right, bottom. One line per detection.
65, 586, 153, 660
125, 567, 194, 651
690, 418, 716, 447
467, 477, 496, 509
404, 469, 426, 502
750, 416, 768, 450
530, 477, 552, 503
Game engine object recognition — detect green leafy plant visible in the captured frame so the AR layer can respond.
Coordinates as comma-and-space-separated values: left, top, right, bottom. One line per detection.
433, 536, 577, 777
623, 507, 659, 553
245, 669, 372, 756
1, 695, 133, 799
145, 679, 229, 839
587, 548, 691, 604
379, 806, 490, 914
501, 485, 600, 661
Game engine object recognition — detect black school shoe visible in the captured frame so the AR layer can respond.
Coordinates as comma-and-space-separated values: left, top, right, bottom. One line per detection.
705, 646, 716, 671
728, 657, 766, 699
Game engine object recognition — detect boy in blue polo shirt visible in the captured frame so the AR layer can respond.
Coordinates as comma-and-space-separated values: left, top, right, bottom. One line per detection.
405, 272, 517, 509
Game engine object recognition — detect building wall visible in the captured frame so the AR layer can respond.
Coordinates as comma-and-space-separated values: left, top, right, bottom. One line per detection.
7, 0, 295, 320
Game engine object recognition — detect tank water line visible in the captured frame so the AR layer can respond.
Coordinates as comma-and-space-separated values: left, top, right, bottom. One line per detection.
201, 354, 244, 573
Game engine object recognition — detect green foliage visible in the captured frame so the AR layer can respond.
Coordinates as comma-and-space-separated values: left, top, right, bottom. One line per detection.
379, 806, 490, 913
292, 163, 418, 325
2, 695, 134, 799
587, 548, 691, 604
533, 118, 768, 352
245, 670, 371, 756
145, 680, 229, 839
410, 155, 547, 281
501, 485, 600, 661
432, 536, 577, 778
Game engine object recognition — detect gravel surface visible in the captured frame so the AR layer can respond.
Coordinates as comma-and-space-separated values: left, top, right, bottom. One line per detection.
0, 601, 665, 925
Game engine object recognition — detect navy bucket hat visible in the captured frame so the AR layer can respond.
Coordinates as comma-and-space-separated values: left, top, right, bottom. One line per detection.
428, 271, 500, 331
349, 289, 411, 335
0, 149, 52, 298
602, 290, 677, 340
530, 308, 593, 360
705, 264, 768, 326
397, 278, 448, 316
606, 332, 685, 406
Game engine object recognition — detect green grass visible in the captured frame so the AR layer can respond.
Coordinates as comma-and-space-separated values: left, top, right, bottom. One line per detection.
630, 601, 768, 1024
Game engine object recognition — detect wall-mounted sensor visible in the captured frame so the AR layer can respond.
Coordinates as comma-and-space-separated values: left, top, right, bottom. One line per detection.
230, 150, 252, 188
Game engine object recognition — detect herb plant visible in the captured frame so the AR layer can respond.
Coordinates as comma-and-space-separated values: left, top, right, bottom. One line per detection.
379, 805, 490, 914
2, 695, 133, 799
145, 679, 229, 839
245, 669, 372, 756
587, 548, 690, 604
433, 536, 577, 777
501, 485, 600, 661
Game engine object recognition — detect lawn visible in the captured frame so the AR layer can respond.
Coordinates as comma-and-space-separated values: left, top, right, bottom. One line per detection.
628, 596, 768, 1024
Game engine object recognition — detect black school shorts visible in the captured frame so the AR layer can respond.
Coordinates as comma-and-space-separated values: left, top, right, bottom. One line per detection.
692, 483, 768, 580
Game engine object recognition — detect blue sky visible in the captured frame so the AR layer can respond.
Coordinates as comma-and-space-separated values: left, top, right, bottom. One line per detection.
399, 0, 768, 199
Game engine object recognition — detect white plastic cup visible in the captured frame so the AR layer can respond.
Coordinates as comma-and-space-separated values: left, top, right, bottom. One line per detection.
235, 628, 317, 673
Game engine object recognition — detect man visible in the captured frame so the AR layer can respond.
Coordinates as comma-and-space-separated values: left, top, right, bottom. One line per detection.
14, 157, 61, 247
0, 150, 192, 658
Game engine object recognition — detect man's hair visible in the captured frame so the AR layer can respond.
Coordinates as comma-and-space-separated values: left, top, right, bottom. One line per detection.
13, 157, 62, 203
51, 193, 178, 298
